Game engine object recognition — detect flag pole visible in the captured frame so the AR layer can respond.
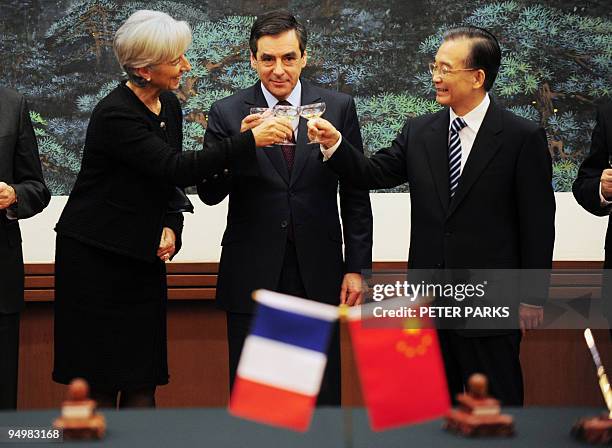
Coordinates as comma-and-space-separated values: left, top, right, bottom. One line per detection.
339, 304, 353, 448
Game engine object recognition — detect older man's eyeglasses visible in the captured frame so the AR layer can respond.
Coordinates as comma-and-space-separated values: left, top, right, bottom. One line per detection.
428, 62, 477, 77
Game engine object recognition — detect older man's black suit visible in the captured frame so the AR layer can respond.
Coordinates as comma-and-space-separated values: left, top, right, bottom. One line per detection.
0, 87, 50, 409
198, 80, 373, 404
573, 102, 612, 338
325, 100, 555, 405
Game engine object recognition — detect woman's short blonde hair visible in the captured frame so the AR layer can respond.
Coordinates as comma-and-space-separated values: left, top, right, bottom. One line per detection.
114, 10, 192, 86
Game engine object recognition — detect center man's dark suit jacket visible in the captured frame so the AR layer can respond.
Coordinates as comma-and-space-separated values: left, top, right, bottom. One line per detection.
326, 100, 556, 334
198, 80, 373, 313
0, 87, 50, 314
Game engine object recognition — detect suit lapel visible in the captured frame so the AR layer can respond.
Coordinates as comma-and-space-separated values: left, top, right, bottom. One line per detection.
244, 82, 290, 184
290, 81, 322, 187
425, 110, 451, 212
448, 102, 503, 217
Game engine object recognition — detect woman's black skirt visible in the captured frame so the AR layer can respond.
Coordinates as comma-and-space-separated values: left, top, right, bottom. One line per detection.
52, 235, 168, 390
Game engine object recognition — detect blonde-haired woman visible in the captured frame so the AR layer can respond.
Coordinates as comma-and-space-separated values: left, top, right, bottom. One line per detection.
52, 10, 291, 408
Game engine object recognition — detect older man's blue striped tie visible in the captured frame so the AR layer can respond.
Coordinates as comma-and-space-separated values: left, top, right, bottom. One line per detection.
449, 117, 467, 198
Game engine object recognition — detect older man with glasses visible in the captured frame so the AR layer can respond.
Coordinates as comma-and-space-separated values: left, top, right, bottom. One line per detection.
309, 26, 555, 406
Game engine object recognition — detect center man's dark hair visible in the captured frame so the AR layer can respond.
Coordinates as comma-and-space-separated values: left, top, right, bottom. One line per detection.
249, 10, 308, 57
442, 26, 501, 91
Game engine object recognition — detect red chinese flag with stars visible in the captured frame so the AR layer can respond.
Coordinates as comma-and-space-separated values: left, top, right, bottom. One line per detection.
348, 304, 450, 431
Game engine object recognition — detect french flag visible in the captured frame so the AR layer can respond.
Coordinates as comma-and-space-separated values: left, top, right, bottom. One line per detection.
229, 289, 338, 432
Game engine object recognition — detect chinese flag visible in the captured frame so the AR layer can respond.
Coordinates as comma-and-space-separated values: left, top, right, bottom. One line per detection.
348, 316, 450, 431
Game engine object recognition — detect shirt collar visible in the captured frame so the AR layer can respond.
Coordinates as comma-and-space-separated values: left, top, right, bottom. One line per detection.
260, 80, 302, 108
449, 93, 490, 134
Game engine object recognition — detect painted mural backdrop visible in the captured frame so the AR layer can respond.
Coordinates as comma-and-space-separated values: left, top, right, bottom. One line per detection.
1, 0, 610, 194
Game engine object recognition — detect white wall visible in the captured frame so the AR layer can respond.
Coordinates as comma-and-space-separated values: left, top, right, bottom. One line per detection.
18, 192, 607, 263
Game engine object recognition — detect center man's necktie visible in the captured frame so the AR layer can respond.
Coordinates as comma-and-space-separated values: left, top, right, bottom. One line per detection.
276, 100, 296, 171
449, 117, 467, 197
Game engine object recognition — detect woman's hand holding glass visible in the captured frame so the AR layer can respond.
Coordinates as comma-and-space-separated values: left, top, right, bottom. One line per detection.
241, 107, 272, 133
248, 108, 294, 147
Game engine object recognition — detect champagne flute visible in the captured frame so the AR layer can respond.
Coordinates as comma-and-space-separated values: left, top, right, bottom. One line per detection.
272, 105, 300, 145
300, 102, 326, 144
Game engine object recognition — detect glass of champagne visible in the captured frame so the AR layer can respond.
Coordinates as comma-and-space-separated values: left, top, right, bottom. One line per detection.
300, 102, 326, 143
272, 104, 300, 145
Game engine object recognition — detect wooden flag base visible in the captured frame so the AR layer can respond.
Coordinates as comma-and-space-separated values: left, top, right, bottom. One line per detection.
444, 373, 514, 437
571, 415, 612, 444
53, 413, 106, 440
52, 378, 106, 440
445, 409, 514, 437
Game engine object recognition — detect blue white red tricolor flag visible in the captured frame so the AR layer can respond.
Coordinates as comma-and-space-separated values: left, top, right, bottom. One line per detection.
229, 289, 338, 432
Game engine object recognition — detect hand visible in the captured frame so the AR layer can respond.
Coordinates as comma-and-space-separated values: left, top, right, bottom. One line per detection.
0, 182, 16, 209
240, 113, 264, 133
601, 169, 612, 199
340, 273, 364, 306
519, 304, 544, 335
251, 117, 294, 147
307, 118, 340, 149
157, 227, 176, 262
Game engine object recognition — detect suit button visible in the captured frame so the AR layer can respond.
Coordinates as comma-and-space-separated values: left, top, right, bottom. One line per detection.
201, 178, 207, 183
444, 231, 452, 237
223, 168, 230, 175
280, 220, 288, 228
213, 174, 219, 179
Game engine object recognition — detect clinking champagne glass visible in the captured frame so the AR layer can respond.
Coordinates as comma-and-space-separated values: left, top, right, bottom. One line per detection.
300, 102, 326, 144
272, 105, 300, 146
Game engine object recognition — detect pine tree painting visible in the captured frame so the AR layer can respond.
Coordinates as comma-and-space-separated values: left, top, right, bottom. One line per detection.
0, 0, 609, 194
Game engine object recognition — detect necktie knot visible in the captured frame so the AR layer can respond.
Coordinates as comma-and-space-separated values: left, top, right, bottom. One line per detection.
276, 99, 292, 106
451, 117, 467, 134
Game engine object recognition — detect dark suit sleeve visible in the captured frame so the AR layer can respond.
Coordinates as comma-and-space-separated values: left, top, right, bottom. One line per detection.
161, 102, 185, 257
103, 105, 256, 188
573, 106, 611, 216
10, 95, 50, 219
516, 126, 555, 305
327, 119, 411, 190
337, 97, 373, 273
197, 103, 233, 205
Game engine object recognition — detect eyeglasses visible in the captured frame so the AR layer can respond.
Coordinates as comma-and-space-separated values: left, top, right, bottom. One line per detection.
428, 62, 477, 77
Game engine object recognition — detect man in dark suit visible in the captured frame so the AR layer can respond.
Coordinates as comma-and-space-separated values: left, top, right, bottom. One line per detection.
309, 26, 555, 405
197, 11, 373, 405
573, 102, 612, 339
0, 87, 50, 409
